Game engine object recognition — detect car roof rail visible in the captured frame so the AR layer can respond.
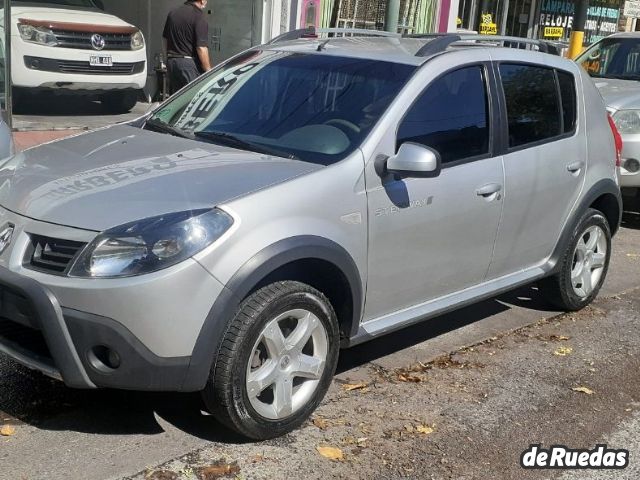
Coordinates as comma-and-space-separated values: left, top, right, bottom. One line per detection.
268, 27, 318, 44
269, 27, 400, 45
316, 28, 401, 38
413, 34, 550, 57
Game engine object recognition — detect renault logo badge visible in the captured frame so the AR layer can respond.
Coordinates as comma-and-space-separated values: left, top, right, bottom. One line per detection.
0, 224, 14, 255
91, 34, 106, 51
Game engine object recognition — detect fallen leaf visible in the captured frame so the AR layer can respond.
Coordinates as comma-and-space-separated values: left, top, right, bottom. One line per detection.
572, 386, 595, 395
416, 425, 434, 435
312, 417, 330, 430
554, 346, 573, 356
0, 425, 15, 436
342, 382, 368, 392
316, 446, 344, 461
145, 471, 179, 480
403, 424, 414, 433
397, 373, 422, 383
626, 253, 640, 258
195, 463, 240, 480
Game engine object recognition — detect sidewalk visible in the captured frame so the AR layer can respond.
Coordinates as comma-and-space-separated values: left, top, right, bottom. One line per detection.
13, 130, 82, 151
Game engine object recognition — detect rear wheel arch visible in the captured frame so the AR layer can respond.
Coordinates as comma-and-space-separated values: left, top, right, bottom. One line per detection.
547, 178, 621, 274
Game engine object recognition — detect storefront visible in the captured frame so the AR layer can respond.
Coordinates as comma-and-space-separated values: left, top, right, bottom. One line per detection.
458, 0, 623, 44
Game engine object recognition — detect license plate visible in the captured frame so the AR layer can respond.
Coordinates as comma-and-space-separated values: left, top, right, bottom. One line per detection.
89, 55, 113, 67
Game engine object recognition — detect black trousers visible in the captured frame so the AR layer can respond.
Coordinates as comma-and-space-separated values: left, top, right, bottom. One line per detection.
167, 57, 201, 95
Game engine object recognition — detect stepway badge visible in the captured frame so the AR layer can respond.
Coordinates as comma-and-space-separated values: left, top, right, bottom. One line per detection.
521, 444, 629, 469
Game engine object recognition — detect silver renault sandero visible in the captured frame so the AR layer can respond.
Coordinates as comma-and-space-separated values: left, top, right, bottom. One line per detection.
0, 32, 622, 439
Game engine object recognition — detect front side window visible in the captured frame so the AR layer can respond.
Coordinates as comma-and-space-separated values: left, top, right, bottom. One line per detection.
149, 50, 415, 165
499, 64, 561, 148
397, 66, 490, 164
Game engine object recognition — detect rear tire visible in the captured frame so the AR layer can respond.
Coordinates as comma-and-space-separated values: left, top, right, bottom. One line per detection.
202, 281, 340, 440
101, 90, 138, 114
539, 208, 611, 311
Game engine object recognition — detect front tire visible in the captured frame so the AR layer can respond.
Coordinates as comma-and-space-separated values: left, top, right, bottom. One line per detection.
202, 281, 340, 440
540, 208, 611, 311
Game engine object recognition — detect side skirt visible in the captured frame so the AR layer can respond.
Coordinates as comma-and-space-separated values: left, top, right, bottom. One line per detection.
345, 265, 548, 347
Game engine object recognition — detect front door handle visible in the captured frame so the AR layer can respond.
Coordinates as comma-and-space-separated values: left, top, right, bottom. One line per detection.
567, 161, 585, 173
476, 183, 502, 197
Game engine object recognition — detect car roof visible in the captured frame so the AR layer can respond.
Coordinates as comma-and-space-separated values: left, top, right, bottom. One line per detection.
264, 36, 570, 67
609, 32, 640, 38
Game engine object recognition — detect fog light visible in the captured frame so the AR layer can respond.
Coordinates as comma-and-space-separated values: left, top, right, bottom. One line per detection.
624, 158, 640, 173
88, 345, 121, 372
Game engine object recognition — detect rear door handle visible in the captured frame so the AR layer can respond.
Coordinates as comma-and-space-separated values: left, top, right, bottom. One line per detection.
567, 161, 585, 173
476, 183, 502, 197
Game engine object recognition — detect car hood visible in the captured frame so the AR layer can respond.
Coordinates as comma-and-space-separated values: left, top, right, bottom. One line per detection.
593, 77, 640, 111
8, 6, 134, 29
0, 125, 322, 231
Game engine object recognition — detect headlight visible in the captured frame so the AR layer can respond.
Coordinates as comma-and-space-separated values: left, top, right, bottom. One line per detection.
614, 110, 640, 134
131, 30, 145, 50
69, 208, 233, 278
18, 23, 58, 46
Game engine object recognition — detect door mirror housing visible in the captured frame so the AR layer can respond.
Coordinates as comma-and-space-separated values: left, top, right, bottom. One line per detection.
386, 143, 442, 178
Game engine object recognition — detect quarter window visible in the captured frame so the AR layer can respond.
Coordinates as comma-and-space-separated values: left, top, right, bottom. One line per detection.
499, 64, 561, 148
397, 66, 490, 165
557, 71, 577, 134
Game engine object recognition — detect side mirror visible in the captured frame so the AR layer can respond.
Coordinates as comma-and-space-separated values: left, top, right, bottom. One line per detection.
385, 143, 442, 178
94, 0, 105, 10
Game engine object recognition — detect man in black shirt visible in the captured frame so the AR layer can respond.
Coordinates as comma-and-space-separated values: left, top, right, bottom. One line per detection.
163, 0, 212, 94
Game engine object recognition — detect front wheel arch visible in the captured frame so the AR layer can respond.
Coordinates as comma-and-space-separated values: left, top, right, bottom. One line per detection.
182, 236, 363, 391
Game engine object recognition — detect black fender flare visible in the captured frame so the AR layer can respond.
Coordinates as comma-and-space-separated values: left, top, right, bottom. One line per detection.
545, 178, 622, 274
182, 236, 363, 391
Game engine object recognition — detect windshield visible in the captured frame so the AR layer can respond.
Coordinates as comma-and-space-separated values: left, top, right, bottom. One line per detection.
149, 50, 415, 164
577, 38, 640, 80
11, 0, 97, 7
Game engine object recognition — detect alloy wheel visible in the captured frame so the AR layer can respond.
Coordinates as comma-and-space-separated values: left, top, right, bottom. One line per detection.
571, 225, 607, 298
246, 309, 328, 420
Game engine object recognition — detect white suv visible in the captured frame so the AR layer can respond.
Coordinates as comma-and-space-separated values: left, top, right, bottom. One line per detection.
1, 0, 146, 112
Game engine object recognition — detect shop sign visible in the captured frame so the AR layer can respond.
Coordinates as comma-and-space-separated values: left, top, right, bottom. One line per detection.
539, 0, 622, 43
480, 13, 498, 35
544, 26, 564, 37
623, 0, 640, 18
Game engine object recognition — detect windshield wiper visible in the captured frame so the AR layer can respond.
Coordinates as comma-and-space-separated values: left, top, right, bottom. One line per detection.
144, 118, 195, 139
194, 131, 299, 160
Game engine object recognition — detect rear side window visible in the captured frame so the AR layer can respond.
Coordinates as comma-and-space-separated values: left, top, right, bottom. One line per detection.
499, 64, 561, 148
557, 71, 577, 134
397, 66, 489, 164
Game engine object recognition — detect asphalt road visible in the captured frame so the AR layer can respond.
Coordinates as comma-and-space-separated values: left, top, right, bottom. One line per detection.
1, 199, 639, 480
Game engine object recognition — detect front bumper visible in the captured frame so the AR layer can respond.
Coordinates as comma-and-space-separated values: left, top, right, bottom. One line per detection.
11, 37, 147, 90
0, 266, 204, 390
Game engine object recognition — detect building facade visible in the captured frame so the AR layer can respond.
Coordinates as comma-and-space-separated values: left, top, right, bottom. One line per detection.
458, 0, 623, 44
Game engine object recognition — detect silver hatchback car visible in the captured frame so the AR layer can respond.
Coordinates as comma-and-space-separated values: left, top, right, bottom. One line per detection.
0, 33, 622, 439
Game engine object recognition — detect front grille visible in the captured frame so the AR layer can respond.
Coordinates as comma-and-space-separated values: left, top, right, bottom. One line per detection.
52, 29, 133, 50
25, 235, 86, 275
24, 56, 145, 75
